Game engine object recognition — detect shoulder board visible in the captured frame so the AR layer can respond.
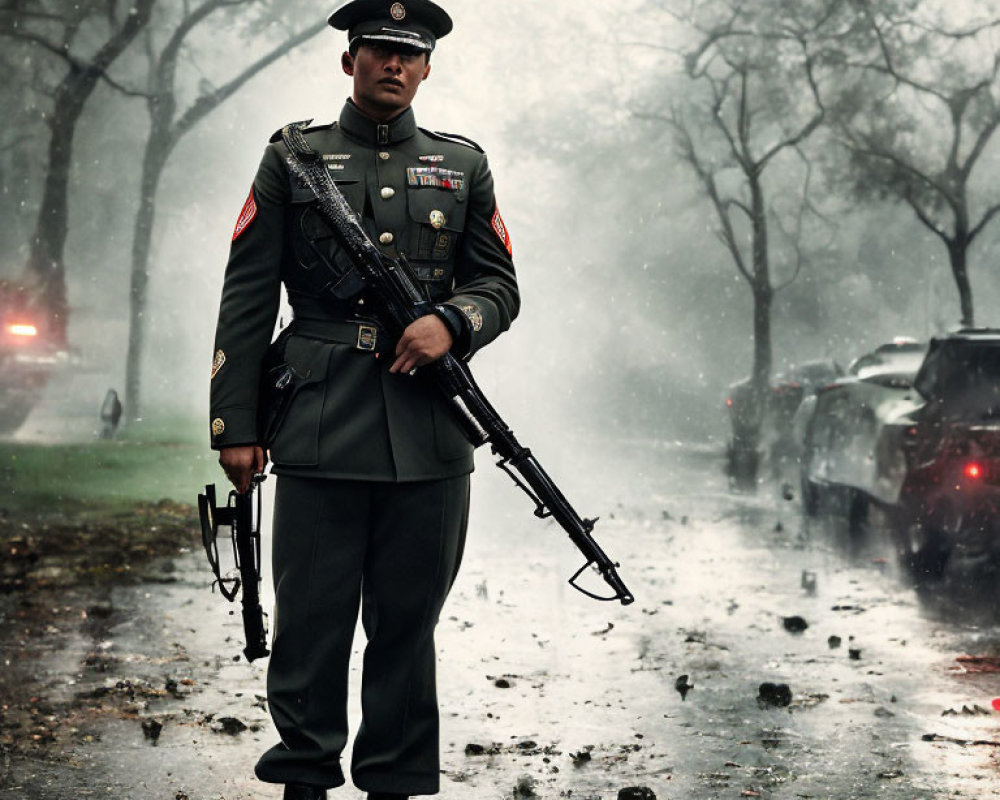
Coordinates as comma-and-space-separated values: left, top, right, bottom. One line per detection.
419, 128, 484, 153
269, 120, 336, 144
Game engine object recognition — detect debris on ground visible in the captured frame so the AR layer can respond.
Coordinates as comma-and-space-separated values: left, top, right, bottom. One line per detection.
757, 683, 793, 708
942, 704, 994, 716
921, 733, 1000, 747
140, 718, 163, 744
953, 656, 1000, 674
782, 616, 808, 633
513, 773, 537, 797
675, 674, 694, 700
618, 787, 656, 800
212, 716, 251, 735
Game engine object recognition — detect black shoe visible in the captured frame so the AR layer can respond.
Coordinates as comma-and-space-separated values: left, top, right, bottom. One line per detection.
283, 784, 327, 800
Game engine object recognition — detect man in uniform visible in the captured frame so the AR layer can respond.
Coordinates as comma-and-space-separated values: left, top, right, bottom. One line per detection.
208, 2, 519, 798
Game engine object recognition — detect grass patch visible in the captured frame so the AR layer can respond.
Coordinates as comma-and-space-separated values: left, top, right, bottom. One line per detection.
1, 440, 220, 513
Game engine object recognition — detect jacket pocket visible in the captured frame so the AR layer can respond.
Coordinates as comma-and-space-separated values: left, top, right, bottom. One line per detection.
267, 335, 332, 467
290, 180, 367, 298
405, 187, 469, 261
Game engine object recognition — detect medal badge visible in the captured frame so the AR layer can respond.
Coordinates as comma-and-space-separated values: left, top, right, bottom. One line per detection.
406, 167, 465, 192
429, 210, 446, 230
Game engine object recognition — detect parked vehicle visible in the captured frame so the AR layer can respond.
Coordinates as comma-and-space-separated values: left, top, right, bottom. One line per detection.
724, 378, 761, 487
0, 282, 71, 434
725, 359, 844, 487
797, 366, 921, 521
894, 330, 1000, 573
798, 331, 1000, 575
846, 336, 926, 377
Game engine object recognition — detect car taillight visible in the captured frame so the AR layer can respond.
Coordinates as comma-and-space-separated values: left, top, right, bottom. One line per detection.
726, 397, 734, 408
7, 323, 37, 337
965, 462, 984, 480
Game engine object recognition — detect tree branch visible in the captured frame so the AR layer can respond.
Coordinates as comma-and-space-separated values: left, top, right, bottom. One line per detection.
168, 17, 327, 150
905, 194, 951, 246
969, 201, 1000, 244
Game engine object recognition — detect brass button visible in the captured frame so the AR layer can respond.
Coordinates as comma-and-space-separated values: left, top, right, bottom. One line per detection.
379, 232, 395, 245
380, 187, 396, 200
378, 151, 391, 161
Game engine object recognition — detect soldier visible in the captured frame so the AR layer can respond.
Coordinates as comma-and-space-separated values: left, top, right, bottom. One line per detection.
208, 1, 519, 799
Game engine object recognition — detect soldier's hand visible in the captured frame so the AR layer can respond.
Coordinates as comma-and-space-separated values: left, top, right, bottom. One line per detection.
390, 315, 453, 375
219, 445, 266, 494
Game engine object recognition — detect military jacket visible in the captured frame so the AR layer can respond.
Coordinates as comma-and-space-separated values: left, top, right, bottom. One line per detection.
209, 99, 520, 481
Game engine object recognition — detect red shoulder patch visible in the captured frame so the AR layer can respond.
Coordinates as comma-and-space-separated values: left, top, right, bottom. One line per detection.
491, 202, 512, 256
232, 186, 258, 242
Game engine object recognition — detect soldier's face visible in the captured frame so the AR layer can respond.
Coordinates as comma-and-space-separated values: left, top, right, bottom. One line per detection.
342, 44, 431, 120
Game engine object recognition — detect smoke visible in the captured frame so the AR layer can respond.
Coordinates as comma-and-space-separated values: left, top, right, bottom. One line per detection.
9, 0, 1000, 447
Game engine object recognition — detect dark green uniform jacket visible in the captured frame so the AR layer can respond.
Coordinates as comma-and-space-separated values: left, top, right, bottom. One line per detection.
209, 99, 520, 481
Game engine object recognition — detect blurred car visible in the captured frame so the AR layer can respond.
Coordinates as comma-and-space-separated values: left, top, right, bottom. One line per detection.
0, 281, 72, 434
724, 377, 761, 486
798, 340, 926, 513
724, 359, 844, 485
847, 336, 926, 378
765, 359, 844, 472
797, 367, 922, 520
894, 330, 1000, 573
799, 331, 1000, 574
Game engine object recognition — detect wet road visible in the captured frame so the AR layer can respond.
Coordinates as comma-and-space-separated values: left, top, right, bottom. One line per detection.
2, 438, 999, 799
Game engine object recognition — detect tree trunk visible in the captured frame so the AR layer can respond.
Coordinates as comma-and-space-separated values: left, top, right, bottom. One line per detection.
125, 138, 170, 421
749, 174, 773, 429
16, 0, 155, 342
23, 83, 87, 343
948, 238, 974, 328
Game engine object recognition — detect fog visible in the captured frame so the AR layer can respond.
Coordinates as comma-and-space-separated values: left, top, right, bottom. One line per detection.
6, 0, 1000, 447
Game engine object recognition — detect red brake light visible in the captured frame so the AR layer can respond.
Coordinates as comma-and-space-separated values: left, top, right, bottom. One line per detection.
7, 323, 38, 337
965, 462, 983, 480
726, 398, 734, 407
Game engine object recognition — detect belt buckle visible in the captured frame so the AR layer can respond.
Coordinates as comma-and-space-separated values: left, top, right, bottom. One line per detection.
356, 324, 378, 352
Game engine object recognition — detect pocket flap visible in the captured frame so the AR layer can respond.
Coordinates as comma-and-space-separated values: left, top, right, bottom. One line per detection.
406, 188, 468, 232
283, 335, 332, 384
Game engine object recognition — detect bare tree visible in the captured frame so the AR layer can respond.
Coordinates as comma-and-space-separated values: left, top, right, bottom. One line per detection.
123, 2, 325, 419
0, 0, 155, 342
639, 0, 838, 467
824, 0, 1000, 327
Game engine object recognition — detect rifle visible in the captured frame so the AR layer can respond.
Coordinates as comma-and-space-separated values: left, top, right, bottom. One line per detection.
198, 476, 270, 661
280, 122, 634, 606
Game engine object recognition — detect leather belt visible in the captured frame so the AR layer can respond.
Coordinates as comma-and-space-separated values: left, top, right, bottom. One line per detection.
291, 318, 392, 354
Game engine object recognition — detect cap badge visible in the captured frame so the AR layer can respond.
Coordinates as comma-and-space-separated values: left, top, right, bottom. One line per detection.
390, 2, 406, 21
429, 210, 446, 230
